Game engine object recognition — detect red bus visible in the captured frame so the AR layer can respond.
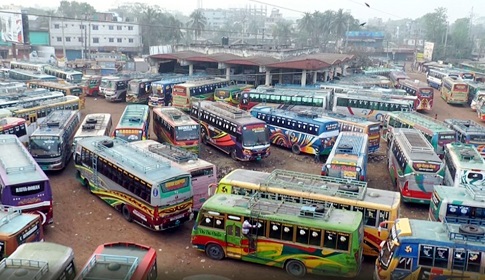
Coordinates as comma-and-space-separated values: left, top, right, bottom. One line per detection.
389, 71, 409, 88
398, 79, 434, 111
76, 242, 157, 280
81, 75, 102, 96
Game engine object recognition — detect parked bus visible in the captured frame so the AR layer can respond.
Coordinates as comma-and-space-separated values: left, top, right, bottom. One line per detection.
0, 134, 53, 224
441, 76, 469, 105
74, 136, 193, 230
126, 77, 160, 104
29, 110, 81, 171
375, 218, 485, 280
383, 111, 456, 158
444, 118, 485, 158
398, 79, 434, 111
80, 75, 102, 96
322, 131, 369, 181
443, 142, 485, 188
467, 81, 485, 108
76, 242, 157, 280
192, 193, 364, 278
103, 77, 130, 102
213, 168, 400, 257
9, 61, 47, 72
0, 109, 11, 118
214, 84, 253, 105
191, 101, 270, 161
27, 80, 83, 96
113, 104, 150, 142
0, 242, 75, 280
387, 128, 445, 204
426, 68, 449, 89
0, 206, 44, 259
0, 90, 63, 110
148, 76, 201, 107
250, 106, 339, 156
172, 78, 231, 111
8, 69, 58, 82
73, 113, 113, 149
130, 140, 217, 211
153, 107, 200, 154
43, 65, 83, 84
429, 184, 485, 223
0, 117, 29, 145
389, 71, 409, 88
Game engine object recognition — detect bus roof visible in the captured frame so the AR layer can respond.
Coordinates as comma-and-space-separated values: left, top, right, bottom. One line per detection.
196, 101, 266, 126
446, 142, 485, 168
0, 206, 39, 236
32, 110, 79, 137
75, 113, 112, 139
250, 106, 338, 126
332, 132, 368, 156
153, 107, 198, 127
434, 184, 485, 205
387, 111, 455, 133
28, 81, 82, 89
117, 105, 149, 129
393, 128, 440, 162
176, 78, 229, 88
0, 135, 48, 185
400, 79, 432, 89
310, 111, 380, 126
77, 136, 189, 185
444, 118, 485, 134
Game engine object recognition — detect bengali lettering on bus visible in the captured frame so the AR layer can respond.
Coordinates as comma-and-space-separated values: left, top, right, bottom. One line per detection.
413, 162, 442, 173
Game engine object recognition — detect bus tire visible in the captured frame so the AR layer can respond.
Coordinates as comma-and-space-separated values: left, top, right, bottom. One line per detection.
93, 90, 99, 97
459, 224, 485, 235
285, 259, 306, 278
291, 144, 301, 155
82, 178, 89, 188
122, 205, 132, 222
205, 243, 224, 260
339, 184, 360, 192
230, 149, 237, 160
101, 139, 114, 148
201, 133, 208, 145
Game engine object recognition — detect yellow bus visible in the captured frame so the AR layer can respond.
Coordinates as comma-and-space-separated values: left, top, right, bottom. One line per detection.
440, 76, 469, 105
213, 168, 401, 257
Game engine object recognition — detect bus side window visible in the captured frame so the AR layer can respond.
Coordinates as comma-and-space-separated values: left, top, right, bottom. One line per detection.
269, 222, 282, 239
336, 233, 350, 251
452, 249, 466, 271
324, 231, 337, 249
467, 251, 481, 272
364, 208, 377, 227
418, 245, 435, 266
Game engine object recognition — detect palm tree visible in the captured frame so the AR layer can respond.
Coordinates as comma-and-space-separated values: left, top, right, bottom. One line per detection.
331, 9, 351, 42
167, 15, 184, 44
139, 6, 164, 53
297, 12, 314, 46
272, 20, 293, 46
189, 9, 207, 41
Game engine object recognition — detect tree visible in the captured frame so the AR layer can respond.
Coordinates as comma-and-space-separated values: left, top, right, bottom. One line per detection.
449, 18, 472, 59
138, 6, 166, 53
188, 9, 207, 41
297, 12, 314, 46
420, 7, 448, 59
271, 20, 293, 46
57, 1, 96, 19
166, 15, 184, 44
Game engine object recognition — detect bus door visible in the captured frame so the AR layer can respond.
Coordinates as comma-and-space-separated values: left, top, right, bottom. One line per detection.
225, 219, 243, 257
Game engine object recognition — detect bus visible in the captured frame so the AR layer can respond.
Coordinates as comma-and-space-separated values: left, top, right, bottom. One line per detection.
398, 79, 434, 111
213, 168, 400, 257
153, 107, 200, 154
383, 111, 456, 158
0, 134, 53, 224
429, 184, 485, 223
214, 84, 253, 105
27, 80, 83, 96
0, 206, 44, 259
387, 128, 445, 204
126, 77, 161, 104
129, 140, 217, 211
0, 109, 11, 118
0, 117, 29, 145
444, 118, 485, 158
76, 242, 157, 280
9, 61, 47, 72
74, 136, 193, 230
0, 242, 76, 280
467, 81, 485, 108
375, 218, 485, 280
80, 75, 102, 97
250, 106, 339, 156
113, 104, 150, 142
331, 92, 414, 123
148, 76, 193, 107
73, 113, 113, 149
172, 78, 231, 111
103, 77, 130, 102
443, 142, 485, 188
0, 90, 63, 110
29, 110, 81, 171
441, 76, 469, 105
8, 69, 58, 82
42, 65, 83, 84
191, 193, 364, 278
190, 101, 270, 161
389, 71, 409, 88
426, 68, 449, 89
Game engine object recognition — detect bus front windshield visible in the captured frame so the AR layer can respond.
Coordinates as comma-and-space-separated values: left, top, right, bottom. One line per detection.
420, 89, 433, 97
242, 125, 269, 147
128, 82, 139, 94
71, 74, 83, 84
29, 136, 61, 157
175, 125, 199, 141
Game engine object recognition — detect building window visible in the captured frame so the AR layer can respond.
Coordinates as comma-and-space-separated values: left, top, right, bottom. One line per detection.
117, 26, 122, 30
66, 37, 71, 42
54, 24, 60, 29
92, 25, 99, 30
109, 25, 114, 30
128, 26, 133, 30
80, 24, 85, 29
109, 38, 114, 43
93, 37, 99, 43
78, 37, 83, 43
56, 37, 62, 42
128, 38, 134, 43
117, 38, 122, 43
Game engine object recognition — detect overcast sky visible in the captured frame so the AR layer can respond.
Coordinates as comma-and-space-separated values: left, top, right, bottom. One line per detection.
9, 0, 485, 23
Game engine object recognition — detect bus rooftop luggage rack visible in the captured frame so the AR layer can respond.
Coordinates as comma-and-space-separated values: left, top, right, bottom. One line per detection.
397, 129, 436, 154
39, 110, 72, 129
163, 107, 193, 122
335, 133, 366, 156
464, 184, 485, 202
0, 259, 49, 280
261, 169, 367, 200
397, 111, 447, 130
79, 254, 139, 280
0, 206, 22, 228
450, 142, 482, 162
83, 114, 106, 130
0, 136, 37, 174
202, 101, 251, 119
148, 143, 197, 163
443, 218, 485, 243
446, 119, 485, 133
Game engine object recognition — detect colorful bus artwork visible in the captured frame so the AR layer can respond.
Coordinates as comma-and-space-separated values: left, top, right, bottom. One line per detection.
375, 218, 485, 280
250, 106, 339, 156
214, 84, 253, 105
153, 107, 200, 154
387, 128, 445, 204
80, 75, 102, 96
322, 131, 369, 181
190, 101, 270, 161
129, 140, 217, 211
443, 142, 485, 188
398, 79, 434, 111
74, 136, 193, 231
113, 104, 150, 142
76, 242, 157, 280
126, 77, 161, 104
191, 193, 364, 278
444, 118, 485, 158
172, 78, 231, 111
213, 168, 400, 257
441, 76, 469, 105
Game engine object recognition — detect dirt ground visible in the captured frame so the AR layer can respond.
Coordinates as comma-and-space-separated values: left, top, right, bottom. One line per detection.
44, 70, 476, 280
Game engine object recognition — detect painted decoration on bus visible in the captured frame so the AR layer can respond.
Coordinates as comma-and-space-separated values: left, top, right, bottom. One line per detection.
16, 223, 40, 244
268, 127, 336, 155
115, 129, 142, 141
325, 123, 339, 131
163, 178, 188, 191
244, 124, 266, 132
215, 90, 227, 99
346, 108, 384, 122
204, 124, 236, 147
412, 162, 441, 173
329, 164, 357, 179
454, 84, 468, 92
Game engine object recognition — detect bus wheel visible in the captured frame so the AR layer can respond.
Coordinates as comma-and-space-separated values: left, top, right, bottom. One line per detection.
285, 260, 306, 277
205, 244, 224, 260
459, 224, 485, 235
230, 149, 237, 160
122, 205, 132, 222
201, 133, 208, 145
82, 178, 89, 188
291, 144, 301, 155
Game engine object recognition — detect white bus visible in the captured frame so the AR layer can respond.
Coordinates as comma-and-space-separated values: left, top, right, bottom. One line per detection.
443, 142, 485, 188
73, 113, 113, 150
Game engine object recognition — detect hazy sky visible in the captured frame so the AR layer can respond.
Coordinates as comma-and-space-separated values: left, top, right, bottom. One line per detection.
8, 0, 485, 22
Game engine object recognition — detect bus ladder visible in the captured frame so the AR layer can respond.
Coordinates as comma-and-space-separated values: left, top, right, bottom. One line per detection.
0, 206, 22, 229
202, 101, 251, 119
92, 153, 99, 188
261, 169, 367, 200
148, 143, 197, 163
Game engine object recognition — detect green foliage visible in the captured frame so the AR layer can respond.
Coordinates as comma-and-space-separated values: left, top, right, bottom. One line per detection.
57, 1, 96, 18
189, 9, 207, 41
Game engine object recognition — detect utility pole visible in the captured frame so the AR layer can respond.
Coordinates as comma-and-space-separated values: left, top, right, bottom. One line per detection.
61, 18, 66, 60
443, 22, 449, 58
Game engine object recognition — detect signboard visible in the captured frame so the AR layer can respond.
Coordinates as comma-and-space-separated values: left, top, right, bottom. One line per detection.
423, 42, 434, 62
0, 9, 24, 43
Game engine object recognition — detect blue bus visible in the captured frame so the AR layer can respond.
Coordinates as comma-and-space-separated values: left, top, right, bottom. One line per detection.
444, 118, 485, 158
321, 131, 369, 181
250, 105, 340, 156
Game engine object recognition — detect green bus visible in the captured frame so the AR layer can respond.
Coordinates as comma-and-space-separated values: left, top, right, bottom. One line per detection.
213, 84, 253, 105
191, 193, 363, 278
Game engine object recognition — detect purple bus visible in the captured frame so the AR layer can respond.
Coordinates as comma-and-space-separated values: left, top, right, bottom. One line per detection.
0, 135, 53, 225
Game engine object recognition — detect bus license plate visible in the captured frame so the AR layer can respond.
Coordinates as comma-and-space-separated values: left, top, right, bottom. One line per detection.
170, 213, 185, 221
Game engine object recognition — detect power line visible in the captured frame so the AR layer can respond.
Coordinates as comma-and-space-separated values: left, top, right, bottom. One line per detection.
345, 0, 403, 19
247, 0, 306, 14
